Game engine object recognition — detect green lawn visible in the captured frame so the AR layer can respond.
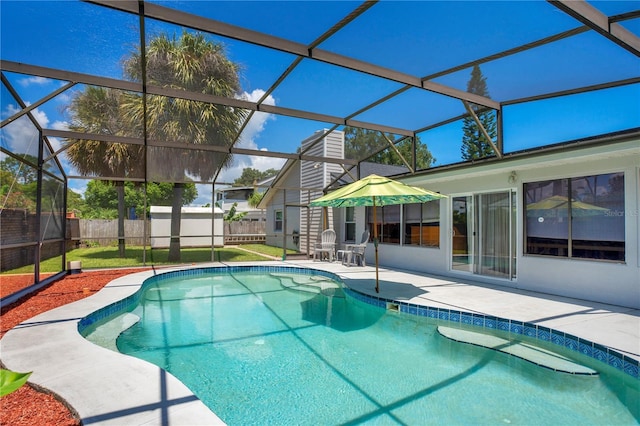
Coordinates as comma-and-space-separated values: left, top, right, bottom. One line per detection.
238, 244, 297, 258
3, 244, 296, 274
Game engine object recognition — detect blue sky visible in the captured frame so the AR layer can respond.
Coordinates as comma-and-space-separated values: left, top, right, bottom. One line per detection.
1, 1, 638, 204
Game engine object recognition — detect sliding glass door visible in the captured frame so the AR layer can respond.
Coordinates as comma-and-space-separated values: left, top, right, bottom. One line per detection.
478, 192, 514, 278
452, 196, 474, 273
451, 191, 516, 279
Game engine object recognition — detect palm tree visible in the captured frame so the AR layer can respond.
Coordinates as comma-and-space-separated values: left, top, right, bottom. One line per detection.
65, 86, 145, 257
122, 31, 247, 261
247, 191, 264, 208
66, 31, 247, 262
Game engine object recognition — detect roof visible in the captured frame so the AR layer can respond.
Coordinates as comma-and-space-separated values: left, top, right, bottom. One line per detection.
332, 162, 410, 187
257, 159, 298, 209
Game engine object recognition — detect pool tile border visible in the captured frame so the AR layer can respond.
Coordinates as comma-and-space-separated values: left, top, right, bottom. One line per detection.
78, 265, 337, 332
344, 287, 640, 380
77, 265, 639, 381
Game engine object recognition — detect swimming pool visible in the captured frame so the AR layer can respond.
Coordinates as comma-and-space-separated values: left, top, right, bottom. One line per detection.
81, 266, 639, 425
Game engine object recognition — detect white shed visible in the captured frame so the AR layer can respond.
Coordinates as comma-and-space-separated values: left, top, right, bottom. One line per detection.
150, 206, 224, 248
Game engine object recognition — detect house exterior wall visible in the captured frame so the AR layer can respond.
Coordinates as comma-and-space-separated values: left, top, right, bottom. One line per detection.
259, 129, 638, 308
262, 130, 346, 255
362, 137, 640, 309
299, 130, 344, 252
264, 162, 301, 252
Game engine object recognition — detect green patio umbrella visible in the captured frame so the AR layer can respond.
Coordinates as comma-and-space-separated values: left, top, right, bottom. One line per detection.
526, 195, 609, 217
310, 174, 446, 293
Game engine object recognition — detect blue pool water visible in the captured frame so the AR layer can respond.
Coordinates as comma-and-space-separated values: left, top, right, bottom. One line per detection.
96, 270, 638, 425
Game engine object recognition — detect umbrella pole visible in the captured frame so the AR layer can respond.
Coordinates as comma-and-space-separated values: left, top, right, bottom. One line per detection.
373, 197, 379, 293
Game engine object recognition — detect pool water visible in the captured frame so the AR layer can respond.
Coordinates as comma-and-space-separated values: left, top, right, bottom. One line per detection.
108, 271, 638, 425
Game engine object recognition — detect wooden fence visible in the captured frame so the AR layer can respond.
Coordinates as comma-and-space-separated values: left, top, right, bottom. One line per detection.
75, 219, 266, 246
76, 219, 149, 247
224, 221, 266, 244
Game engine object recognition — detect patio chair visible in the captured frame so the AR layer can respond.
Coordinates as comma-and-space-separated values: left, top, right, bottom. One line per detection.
343, 230, 370, 267
313, 229, 336, 262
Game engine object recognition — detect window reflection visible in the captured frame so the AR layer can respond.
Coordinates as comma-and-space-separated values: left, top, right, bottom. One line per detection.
274, 210, 283, 232
524, 173, 624, 261
404, 200, 440, 247
570, 174, 625, 260
344, 207, 355, 242
367, 201, 440, 246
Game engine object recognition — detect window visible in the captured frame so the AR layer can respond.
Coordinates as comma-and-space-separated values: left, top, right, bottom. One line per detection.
274, 210, 283, 232
404, 200, 440, 247
367, 201, 440, 246
367, 205, 400, 244
344, 207, 355, 242
524, 173, 624, 261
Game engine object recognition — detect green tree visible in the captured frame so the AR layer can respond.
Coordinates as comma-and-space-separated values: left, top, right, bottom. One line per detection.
1, 190, 36, 212
66, 189, 86, 217
233, 168, 278, 186
247, 191, 264, 208
64, 32, 246, 261
123, 31, 247, 262
65, 86, 145, 256
344, 127, 435, 169
81, 180, 197, 219
127, 181, 197, 218
85, 180, 118, 210
344, 127, 388, 162
0, 155, 38, 184
461, 65, 497, 161
0, 156, 39, 212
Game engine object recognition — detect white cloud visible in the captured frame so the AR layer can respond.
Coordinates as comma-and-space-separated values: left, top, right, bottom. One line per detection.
2, 104, 71, 153
192, 184, 214, 207
57, 92, 72, 104
1, 104, 74, 175
46, 120, 70, 151
68, 180, 87, 196
2, 103, 51, 128
216, 154, 285, 184
234, 89, 276, 150
51, 120, 69, 131
18, 76, 53, 87
1, 104, 43, 154
29, 107, 50, 128
216, 89, 285, 183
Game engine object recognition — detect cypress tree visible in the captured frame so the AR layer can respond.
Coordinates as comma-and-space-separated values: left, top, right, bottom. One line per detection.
461, 65, 497, 161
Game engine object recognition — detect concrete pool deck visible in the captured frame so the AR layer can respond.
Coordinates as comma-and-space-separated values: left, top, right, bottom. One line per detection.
1, 260, 638, 425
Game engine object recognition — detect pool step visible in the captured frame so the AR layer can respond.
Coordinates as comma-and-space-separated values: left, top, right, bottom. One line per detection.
270, 273, 344, 297
84, 313, 140, 352
437, 326, 598, 375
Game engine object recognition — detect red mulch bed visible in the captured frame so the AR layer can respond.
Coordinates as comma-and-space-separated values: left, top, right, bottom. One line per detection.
0, 273, 55, 299
0, 268, 151, 426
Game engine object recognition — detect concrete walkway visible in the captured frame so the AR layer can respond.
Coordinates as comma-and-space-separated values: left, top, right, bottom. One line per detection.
1, 260, 638, 425
324, 260, 640, 362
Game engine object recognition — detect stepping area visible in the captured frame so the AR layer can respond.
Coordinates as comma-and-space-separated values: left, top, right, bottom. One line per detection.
270, 272, 344, 297
438, 326, 598, 375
